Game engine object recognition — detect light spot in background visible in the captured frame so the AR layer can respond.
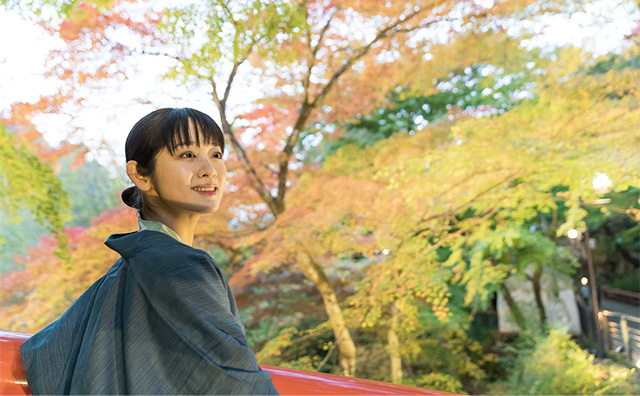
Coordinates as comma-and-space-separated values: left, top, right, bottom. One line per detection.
592, 172, 613, 193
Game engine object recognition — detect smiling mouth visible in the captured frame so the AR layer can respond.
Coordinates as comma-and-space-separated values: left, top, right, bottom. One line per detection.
192, 187, 218, 195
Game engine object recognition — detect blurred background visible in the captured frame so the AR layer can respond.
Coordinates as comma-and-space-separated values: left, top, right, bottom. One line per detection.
1, 0, 639, 394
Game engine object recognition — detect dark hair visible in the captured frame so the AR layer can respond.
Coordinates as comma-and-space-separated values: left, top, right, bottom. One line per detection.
121, 108, 225, 209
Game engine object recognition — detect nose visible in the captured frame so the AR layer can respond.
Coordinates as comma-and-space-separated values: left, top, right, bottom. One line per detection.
197, 156, 216, 178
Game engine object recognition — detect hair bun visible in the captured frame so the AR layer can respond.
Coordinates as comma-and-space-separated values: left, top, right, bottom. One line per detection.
121, 186, 142, 209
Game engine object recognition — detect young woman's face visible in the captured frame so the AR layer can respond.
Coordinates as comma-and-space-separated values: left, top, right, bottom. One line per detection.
149, 138, 227, 215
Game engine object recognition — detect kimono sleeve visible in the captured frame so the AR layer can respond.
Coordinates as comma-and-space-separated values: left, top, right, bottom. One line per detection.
127, 243, 278, 395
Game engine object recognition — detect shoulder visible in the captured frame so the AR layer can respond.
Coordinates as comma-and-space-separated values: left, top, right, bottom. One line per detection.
116, 233, 235, 313
106, 230, 212, 263
108, 231, 223, 283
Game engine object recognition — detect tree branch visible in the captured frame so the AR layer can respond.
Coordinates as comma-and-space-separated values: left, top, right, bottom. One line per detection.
310, 5, 432, 108
210, 77, 279, 214
302, 4, 339, 106
223, 59, 243, 105
272, 4, 441, 215
218, 0, 238, 29
417, 173, 517, 226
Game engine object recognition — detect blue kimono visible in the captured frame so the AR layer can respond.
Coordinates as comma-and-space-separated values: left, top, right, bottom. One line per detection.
20, 230, 278, 395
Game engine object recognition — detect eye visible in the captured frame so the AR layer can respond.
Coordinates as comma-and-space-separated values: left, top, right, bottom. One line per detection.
212, 152, 223, 159
180, 152, 195, 159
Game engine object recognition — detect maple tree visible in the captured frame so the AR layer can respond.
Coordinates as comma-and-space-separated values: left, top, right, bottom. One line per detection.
244, 44, 640, 383
2, 0, 640, 390
144, 0, 541, 375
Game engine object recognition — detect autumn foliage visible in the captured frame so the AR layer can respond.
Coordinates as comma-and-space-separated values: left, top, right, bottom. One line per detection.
1, 0, 640, 393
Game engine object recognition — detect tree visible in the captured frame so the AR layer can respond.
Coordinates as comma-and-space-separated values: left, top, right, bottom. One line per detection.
3, 0, 638, 385
0, 120, 70, 262
248, 44, 640, 382
157, 0, 544, 376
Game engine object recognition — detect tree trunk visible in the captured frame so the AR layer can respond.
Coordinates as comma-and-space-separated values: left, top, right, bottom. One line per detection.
501, 284, 526, 330
298, 251, 357, 376
530, 267, 547, 331
387, 302, 402, 383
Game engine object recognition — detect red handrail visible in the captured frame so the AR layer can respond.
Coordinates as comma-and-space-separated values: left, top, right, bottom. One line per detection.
0, 331, 453, 395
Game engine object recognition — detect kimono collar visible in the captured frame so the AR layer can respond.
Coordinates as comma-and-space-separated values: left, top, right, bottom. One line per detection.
136, 211, 181, 242
104, 230, 179, 259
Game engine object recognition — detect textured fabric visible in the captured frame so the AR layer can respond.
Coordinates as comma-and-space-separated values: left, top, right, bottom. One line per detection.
136, 211, 181, 242
20, 230, 279, 395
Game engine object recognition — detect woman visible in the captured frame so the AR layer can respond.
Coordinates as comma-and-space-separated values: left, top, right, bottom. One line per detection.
20, 108, 279, 395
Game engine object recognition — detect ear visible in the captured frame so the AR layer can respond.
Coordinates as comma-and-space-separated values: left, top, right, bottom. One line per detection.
126, 161, 153, 192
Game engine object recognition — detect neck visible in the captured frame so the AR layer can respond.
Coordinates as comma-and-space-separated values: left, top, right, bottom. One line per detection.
140, 205, 199, 246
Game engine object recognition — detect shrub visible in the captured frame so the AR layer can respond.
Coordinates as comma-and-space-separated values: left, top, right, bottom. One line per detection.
498, 329, 638, 395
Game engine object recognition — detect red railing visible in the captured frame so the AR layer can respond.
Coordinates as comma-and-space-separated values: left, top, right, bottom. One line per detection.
0, 331, 454, 396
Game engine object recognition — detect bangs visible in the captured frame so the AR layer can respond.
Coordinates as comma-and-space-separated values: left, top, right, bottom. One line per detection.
161, 108, 225, 154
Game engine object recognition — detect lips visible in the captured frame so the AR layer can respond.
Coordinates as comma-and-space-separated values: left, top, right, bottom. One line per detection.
192, 187, 217, 192
192, 184, 218, 195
